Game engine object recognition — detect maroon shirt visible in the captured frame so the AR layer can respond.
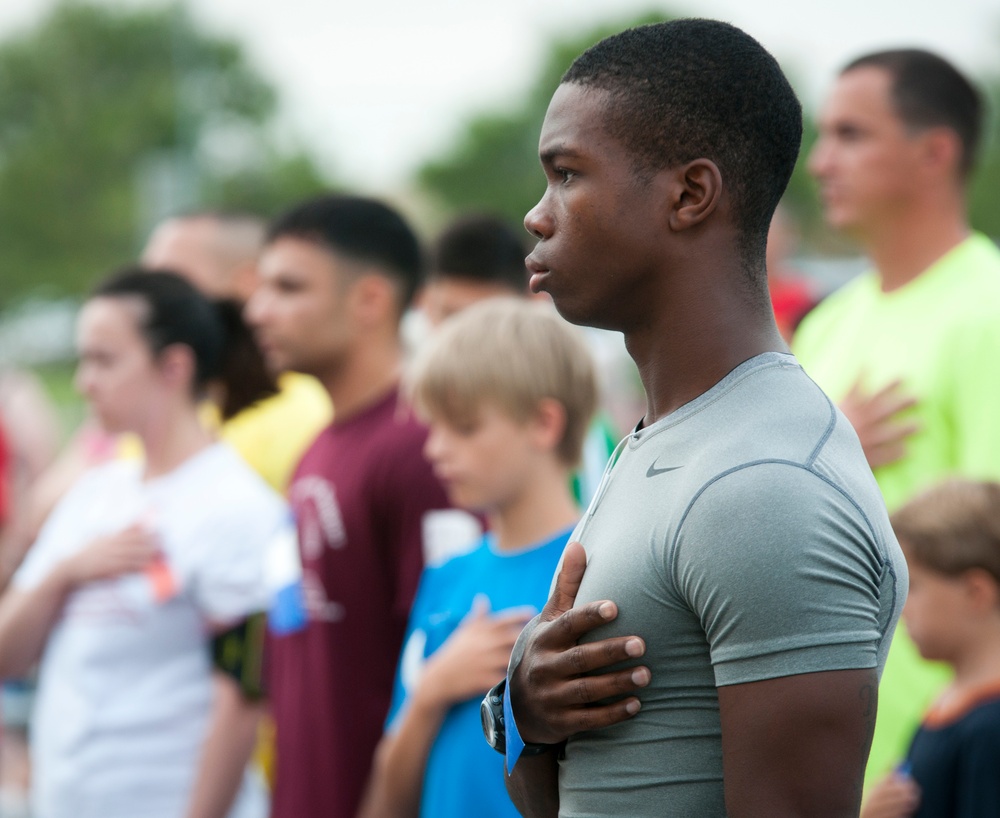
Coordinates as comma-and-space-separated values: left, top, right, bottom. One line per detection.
267, 387, 451, 818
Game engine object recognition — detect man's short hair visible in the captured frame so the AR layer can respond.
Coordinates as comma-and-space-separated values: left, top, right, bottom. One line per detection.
409, 298, 597, 467
891, 479, 1000, 585
268, 194, 424, 310
430, 214, 528, 293
562, 19, 802, 275
843, 49, 983, 178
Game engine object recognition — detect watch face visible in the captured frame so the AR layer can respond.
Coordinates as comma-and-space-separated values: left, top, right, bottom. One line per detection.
481, 698, 498, 747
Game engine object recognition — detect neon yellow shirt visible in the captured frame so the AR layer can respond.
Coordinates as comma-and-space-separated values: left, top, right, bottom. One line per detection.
213, 373, 332, 495
793, 232, 1000, 785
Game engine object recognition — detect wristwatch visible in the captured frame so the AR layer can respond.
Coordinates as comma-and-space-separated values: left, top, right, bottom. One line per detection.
481, 678, 555, 757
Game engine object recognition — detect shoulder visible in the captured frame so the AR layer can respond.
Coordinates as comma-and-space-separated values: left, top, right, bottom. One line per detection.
955, 694, 1000, 742
427, 537, 492, 582
792, 272, 877, 371
367, 402, 436, 482
196, 444, 287, 520
672, 460, 887, 588
794, 273, 876, 342
679, 459, 873, 535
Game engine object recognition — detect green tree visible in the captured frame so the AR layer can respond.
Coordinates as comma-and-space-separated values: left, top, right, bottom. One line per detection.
969, 65, 1000, 239
0, 1, 331, 304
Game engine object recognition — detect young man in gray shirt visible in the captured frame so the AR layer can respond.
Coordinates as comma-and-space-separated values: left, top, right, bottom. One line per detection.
485, 19, 907, 817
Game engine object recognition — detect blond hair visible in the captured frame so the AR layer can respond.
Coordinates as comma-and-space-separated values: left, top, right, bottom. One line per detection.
891, 479, 1000, 583
408, 297, 598, 466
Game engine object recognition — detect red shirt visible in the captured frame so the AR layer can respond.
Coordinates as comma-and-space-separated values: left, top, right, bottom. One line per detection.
769, 274, 816, 342
267, 388, 451, 818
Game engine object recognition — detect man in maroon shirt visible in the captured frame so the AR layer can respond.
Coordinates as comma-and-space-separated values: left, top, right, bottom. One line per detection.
246, 195, 460, 818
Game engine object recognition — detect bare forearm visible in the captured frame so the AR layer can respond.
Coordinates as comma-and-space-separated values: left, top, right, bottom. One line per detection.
184, 675, 263, 818
0, 568, 73, 678
505, 751, 560, 818
357, 687, 450, 818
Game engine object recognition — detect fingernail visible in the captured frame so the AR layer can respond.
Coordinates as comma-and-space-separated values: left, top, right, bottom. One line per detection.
631, 668, 650, 686
598, 602, 615, 619
625, 699, 641, 715
625, 638, 644, 657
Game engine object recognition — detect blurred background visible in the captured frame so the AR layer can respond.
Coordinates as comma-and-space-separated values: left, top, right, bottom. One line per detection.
0, 0, 998, 430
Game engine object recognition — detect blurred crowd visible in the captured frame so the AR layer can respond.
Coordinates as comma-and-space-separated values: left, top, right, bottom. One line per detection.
1, 25, 1000, 818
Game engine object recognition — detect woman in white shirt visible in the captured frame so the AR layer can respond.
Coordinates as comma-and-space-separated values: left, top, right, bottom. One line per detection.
0, 269, 291, 818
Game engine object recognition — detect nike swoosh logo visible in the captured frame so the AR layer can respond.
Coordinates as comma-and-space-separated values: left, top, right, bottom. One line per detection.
646, 462, 682, 478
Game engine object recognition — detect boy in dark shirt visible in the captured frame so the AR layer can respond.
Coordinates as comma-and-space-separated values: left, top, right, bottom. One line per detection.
863, 480, 1000, 818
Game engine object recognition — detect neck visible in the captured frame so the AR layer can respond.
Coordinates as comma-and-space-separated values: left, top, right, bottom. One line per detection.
948, 620, 1000, 691
137, 401, 213, 479
624, 259, 785, 425
488, 462, 579, 553
319, 333, 402, 422
861, 197, 969, 293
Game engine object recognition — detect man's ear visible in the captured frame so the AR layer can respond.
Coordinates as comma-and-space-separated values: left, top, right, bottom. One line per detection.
964, 567, 1000, 614
667, 159, 723, 232
918, 127, 962, 180
349, 271, 398, 328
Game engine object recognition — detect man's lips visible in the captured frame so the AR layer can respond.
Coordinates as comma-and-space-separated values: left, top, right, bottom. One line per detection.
525, 255, 550, 293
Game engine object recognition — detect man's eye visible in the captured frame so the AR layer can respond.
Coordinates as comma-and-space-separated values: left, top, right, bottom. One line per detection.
836, 126, 863, 142
556, 167, 575, 183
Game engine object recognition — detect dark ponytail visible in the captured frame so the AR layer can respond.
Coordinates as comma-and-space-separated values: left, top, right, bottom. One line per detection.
212, 298, 278, 420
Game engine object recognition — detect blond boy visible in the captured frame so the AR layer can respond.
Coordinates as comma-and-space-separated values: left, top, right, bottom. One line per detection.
358, 298, 598, 818
863, 480, 1000, 818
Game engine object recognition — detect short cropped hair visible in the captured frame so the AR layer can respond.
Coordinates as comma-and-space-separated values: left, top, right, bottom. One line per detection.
409, 298, 598, 466
562, 19, 802, 276
844, 49, 983, 178
430, 214, 529, 293
268, 194, 424, 310
890, 479, 1000, 584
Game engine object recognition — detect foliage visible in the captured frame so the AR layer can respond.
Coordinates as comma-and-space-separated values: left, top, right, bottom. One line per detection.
0, 1, 331, 305
969, 68, 1000, 239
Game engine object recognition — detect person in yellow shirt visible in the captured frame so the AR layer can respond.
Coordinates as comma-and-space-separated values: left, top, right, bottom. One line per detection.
794, 49, 1000, 790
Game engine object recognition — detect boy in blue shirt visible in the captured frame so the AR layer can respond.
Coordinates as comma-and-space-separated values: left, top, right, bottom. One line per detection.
862, 480, 1000, 818
358, 297, 598, 818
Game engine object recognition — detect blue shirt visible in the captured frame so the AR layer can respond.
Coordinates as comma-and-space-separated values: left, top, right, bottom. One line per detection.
387, 528, 571, 818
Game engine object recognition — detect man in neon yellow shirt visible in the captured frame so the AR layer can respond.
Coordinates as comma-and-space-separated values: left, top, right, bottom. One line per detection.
794, 49, 1000, 789
144, 212, 331, 493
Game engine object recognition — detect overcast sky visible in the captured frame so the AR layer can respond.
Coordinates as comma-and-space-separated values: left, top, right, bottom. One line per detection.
2, 0, 999, 191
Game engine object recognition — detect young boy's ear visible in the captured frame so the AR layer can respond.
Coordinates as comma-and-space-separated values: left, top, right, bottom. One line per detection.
530, 398, 568, 455
963, 568, 1000, 614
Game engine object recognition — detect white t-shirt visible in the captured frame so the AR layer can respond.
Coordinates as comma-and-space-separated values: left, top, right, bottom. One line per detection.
14, 443, 291, 818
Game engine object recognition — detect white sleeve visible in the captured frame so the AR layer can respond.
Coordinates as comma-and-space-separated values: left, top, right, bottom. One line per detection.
190, 496, 293, 624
